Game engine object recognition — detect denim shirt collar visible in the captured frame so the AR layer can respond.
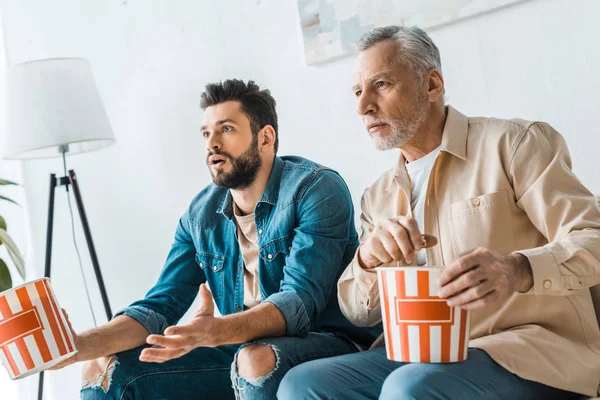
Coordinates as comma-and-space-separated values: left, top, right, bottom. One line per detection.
217, 156, 283, 220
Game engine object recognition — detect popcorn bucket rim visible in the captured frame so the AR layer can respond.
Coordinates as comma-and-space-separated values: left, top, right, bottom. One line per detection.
0, 277, 50, 297
375, 266, 444, 272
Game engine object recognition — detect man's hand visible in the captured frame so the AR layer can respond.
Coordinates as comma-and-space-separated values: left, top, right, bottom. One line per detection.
48, 309, 81, 370
438, 248, 533, 310
140, 284, 221, 363
358, 216, 438, 269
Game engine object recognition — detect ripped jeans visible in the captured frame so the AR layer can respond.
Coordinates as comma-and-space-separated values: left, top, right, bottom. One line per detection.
80, 332, 357, 400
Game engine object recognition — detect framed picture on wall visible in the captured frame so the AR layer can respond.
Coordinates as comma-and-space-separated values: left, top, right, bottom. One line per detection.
297, 0, 529, 65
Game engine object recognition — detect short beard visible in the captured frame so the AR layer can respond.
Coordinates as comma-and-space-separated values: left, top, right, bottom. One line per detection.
371, 97, 429, 151
208, 135, 262, 190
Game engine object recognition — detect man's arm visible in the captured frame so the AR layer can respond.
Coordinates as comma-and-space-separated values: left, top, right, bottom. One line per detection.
50, 314, 149, 369
510, 122, 600, 295
141, 285, 286, 362
263, 170, 358, 337
337, 191, 382, 327
76, 315, 149, 361
438, 122, 600, 309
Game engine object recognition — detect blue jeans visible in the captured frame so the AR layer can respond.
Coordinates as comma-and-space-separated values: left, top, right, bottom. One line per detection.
277, 347, 582, 400
80, 332, 357, 400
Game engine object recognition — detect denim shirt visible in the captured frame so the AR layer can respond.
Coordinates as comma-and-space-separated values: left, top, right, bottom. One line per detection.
116, 156, 381, 346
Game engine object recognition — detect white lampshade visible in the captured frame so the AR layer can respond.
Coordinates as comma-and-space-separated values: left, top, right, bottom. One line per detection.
2, 58, 115, 160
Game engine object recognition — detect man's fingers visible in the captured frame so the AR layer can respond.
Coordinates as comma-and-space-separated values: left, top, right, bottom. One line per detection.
388, 225, 415, 264
196, 283, 214, 316
378, 231, 403, 262
146, 334, 188, 349
458, 290, 498, 310
61, 308, 74, 330
368, 235, 395, 265
438, 251, 483, 286
397, 216, 423, 252
445, 279, 495, 307
139, 347, 186, 363
438, 266, 486, 299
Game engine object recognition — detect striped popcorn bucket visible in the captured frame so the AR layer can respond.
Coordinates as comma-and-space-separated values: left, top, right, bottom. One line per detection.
376, 267, 470, 363
0, 278, 77, 379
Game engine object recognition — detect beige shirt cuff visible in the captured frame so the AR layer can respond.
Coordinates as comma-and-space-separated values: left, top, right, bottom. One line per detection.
516, 246, 576, 295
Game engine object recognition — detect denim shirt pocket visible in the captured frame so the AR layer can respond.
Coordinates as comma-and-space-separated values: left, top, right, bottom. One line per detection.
195, 252, 225, 300
259, 236, 293, 286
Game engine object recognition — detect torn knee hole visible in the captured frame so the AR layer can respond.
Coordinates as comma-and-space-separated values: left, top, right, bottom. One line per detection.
235, 344, 280, 381
81, 355, 118, 392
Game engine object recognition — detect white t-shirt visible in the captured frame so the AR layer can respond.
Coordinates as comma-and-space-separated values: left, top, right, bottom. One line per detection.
405, 146, 441, 266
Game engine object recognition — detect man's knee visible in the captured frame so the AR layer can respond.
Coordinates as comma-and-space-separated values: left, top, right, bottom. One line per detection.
380, 364, 446, 400
235, 344, 278, 381
277, 359, 337, 400
81, 355, 118, 395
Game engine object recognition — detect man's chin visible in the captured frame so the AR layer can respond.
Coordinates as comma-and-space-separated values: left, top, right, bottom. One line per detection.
373, 137, 396, 151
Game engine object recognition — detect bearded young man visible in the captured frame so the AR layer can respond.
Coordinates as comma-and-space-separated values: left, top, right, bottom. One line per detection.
278, 26, 600, 399
53, 80, 379, 399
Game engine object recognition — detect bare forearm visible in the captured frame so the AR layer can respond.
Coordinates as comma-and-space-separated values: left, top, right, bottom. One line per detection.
217, 302, 286, 345
77, 315, 149, 361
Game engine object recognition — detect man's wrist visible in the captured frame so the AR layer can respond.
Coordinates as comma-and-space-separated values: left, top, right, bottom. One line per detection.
513, 253, 533, 293
212, 317, 229, 346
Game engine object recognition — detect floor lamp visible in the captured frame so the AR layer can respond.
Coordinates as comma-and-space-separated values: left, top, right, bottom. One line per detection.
2, 58, 116, 400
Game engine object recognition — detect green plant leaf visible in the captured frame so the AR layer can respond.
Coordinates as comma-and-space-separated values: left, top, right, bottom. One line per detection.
0, 195, 20, 207
0, 215, 5, 246
0, 228, 25, 280
0, 178, 19, 186
0, 258, 12, 292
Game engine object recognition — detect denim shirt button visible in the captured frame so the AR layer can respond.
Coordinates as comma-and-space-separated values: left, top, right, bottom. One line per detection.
199, 262, 203, 268
267, 254, 273, 260
238, 265, 243, 271
235, 305, 241, 310
213, 266, 218, 271
258, 229, 264, 235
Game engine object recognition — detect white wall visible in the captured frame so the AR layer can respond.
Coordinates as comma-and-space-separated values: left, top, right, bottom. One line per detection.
0, 0, 599, 398
0, 11, 33, 398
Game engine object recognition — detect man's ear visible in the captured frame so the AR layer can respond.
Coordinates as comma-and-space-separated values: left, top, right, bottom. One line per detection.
426, 69, 445, 103
259, 125, 277, 152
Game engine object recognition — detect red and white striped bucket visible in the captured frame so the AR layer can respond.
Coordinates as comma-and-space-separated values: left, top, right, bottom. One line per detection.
376, 267, 470, 363
0, 278, 77, 379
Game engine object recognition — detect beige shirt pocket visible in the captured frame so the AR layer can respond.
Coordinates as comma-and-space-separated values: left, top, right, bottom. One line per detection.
450, 189, 517, 255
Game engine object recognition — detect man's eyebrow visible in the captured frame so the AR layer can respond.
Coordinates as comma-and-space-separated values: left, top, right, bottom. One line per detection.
352, 72, 394, 91
201, 118, 238, 131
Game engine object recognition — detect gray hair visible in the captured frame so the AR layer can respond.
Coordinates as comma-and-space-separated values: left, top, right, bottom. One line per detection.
358, 26, 442, 81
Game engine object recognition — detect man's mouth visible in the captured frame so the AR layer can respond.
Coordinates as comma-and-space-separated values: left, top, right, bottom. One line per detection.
367, 122, 388, 135
208, 155, 227, 166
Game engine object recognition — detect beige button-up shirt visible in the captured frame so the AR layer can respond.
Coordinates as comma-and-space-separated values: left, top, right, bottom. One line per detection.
338, 106, 600, 396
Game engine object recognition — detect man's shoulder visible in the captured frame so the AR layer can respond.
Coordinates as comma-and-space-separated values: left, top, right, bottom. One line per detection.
186, 183, 227, 225
279, 155, 341, 184
466, 113, 563, 158
280, 155, 330, 173
467, 114, 550, 143
362, 167, 397, 201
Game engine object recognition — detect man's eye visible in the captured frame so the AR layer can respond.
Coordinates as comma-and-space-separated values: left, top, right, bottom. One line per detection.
354, 90, 362, 97
376, 81, 388, 88
202, 131, 210, 139
222, 126, 232, 132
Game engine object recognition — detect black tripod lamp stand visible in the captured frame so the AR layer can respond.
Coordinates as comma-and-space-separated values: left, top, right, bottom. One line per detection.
3, 58, 116, 400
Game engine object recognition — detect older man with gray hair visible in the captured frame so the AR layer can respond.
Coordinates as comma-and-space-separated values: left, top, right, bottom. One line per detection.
278, 26, 600, 399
